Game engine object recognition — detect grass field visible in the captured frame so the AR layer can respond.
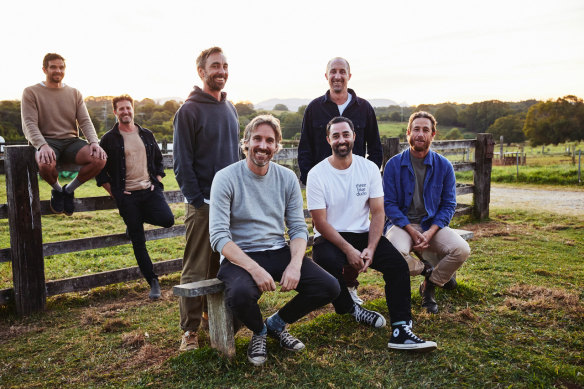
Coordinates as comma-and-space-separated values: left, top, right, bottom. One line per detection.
0, 208, 582, 388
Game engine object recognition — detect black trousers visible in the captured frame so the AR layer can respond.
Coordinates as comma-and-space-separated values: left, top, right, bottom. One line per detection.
217, 246, 340, 333
116, 187, 174, 285
313, 232, 412, 323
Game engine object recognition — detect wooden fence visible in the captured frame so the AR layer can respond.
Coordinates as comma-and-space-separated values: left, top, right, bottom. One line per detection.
0, 133, 493, 315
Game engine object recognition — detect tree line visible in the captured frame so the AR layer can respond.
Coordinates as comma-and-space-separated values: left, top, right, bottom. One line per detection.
1, 96, 583, 146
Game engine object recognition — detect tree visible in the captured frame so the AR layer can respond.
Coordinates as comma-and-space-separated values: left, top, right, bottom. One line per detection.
434, 105, 458, 126
273, 104, 288, 111
279, 112, 302, 139
443, 128, 462, 140
458, 100, 510, 132
523, 95, 584, 146
389, 112, 401, 122
235, 101, 255, 117
488, 113, 526, 144
297, 105, 307, 116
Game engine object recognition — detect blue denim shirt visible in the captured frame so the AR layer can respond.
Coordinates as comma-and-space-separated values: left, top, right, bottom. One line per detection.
383, 148, 456, 231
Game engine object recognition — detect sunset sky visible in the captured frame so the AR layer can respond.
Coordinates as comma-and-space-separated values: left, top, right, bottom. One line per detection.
2, 0, 583, 106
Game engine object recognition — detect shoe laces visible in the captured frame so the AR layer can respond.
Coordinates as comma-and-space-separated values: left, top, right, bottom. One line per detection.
402, 325, 423, 342
249, 333, 267, 355
354, 305, 378, 325
278, 329, 299, 346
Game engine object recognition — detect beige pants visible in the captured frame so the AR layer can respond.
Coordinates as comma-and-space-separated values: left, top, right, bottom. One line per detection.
179, 203, 220, 331
385, 224, 470, 286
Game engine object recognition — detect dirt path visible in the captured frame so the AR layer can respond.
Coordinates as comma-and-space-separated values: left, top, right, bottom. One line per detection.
483, 185, 584, 216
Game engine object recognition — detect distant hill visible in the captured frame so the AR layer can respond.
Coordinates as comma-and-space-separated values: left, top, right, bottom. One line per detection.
254, 97, 402, 112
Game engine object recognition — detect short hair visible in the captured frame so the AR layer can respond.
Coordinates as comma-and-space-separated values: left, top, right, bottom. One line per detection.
112, 94, 134, 111
196, 46, 224, 70
326, 57, 350, 74
43, 53, 65, 69
407, 111, 437, 133
326, 116, 354, 136
241, 114, 283, 156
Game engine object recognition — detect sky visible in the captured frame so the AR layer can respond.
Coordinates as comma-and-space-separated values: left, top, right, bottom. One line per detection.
2, 0, 584, 106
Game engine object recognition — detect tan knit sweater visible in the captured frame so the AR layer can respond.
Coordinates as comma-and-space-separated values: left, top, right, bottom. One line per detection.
21, 83, 99, 149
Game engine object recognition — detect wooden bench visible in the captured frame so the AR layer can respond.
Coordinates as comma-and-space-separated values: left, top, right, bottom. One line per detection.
173, 228, 474, 357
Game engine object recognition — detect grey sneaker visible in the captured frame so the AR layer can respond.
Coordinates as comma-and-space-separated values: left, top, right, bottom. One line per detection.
351, 304, 386, 328
388, 324, 437, 352
149, 279, 161, 300
266, 321, 305, 351
247, 333, 267, 365
347, 286, 364, 305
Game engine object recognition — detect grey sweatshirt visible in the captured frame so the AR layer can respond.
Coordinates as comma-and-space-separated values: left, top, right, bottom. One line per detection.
209, 160, 308, 255
173, 86, 240, 207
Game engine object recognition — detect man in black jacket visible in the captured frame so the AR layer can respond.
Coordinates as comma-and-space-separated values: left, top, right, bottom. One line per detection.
96, 95, 174, 300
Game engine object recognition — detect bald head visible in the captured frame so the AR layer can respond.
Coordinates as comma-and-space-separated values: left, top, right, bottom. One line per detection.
326, 57, 350, 73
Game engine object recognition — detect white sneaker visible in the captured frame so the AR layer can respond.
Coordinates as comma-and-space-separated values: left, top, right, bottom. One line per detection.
347, 286, 364, 305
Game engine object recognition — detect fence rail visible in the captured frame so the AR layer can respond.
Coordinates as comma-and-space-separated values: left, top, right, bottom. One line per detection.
0, 134, 493, 315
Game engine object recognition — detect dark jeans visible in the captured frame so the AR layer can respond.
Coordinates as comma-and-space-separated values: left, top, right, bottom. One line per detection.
217, 246, 340, 334
313, 233, 412, 323
116, 187, 174, 285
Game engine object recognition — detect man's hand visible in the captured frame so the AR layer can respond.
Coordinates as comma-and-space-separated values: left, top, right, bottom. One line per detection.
280, 262, 301, 292
346, 246, 365, 271
250, 266, 277, 292
102, 182, 113, 198
152, 175, 163, 191
359, 248, 374, 273
408, 227, 430, 251
89, 142, 107, 160
37, 144, 56, 164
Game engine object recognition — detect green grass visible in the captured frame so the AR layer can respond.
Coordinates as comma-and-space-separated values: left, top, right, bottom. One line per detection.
457, 164, 583, 186
0, 170, 184, 288
0, 208, 583, 388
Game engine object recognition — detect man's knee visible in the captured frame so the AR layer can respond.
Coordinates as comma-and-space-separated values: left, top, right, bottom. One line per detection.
225, 283, 258, 311
453, 240, 471, 263
160, 211, 175, 228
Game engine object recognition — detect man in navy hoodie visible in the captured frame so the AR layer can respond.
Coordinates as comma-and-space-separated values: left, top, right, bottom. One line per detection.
173, 47, 240, 351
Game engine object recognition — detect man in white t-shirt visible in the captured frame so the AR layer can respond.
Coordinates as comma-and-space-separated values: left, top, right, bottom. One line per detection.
306, 117, 437, 351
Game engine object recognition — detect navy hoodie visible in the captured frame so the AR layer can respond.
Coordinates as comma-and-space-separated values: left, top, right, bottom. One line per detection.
173, 86, 240, 207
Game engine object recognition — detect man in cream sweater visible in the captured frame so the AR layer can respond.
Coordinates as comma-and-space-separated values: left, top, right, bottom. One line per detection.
21, 53, 107, 215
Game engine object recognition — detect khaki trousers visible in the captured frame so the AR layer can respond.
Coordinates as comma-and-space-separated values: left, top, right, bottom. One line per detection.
179, 203, 220, 331
385, 224, 470, 286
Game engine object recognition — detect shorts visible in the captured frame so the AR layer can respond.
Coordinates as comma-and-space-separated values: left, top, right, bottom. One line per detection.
44, 137, 88, 164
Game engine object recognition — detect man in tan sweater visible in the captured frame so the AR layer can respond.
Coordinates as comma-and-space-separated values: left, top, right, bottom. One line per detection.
21, 53, 107, 215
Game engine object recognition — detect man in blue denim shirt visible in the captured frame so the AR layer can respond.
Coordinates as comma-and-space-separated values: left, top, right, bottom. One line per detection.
383, 111, 470, 314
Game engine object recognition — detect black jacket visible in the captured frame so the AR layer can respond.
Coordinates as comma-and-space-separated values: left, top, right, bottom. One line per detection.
96, 123, 165, 198
298, 88, 382, 184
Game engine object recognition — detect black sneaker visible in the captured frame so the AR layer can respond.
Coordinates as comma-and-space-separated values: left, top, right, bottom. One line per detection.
388, 324, 437, 352
62, 185, 75, 216
50, 188, 64, 214
247, 333, 267, 366
351, 303, 387, 328
266, 321, 305, 351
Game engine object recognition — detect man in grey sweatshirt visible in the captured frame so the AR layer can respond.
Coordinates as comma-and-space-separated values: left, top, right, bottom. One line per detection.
173, 47, 240, 351
210, 115, 340, 366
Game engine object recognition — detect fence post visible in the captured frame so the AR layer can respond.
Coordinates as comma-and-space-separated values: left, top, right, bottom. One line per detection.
473, 133, 494, 220
382, 137, 400, 171
5, 145, 45, 315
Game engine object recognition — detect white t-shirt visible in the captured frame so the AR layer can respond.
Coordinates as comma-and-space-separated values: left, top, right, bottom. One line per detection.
306, 155, 383, 237
337, 93, 352, 115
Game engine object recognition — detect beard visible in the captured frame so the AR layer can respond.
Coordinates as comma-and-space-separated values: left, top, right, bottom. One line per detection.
332, 141, 353, 158
204, 74, 226, 91
249, 147, 273, 167
409, 136, 431, 152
